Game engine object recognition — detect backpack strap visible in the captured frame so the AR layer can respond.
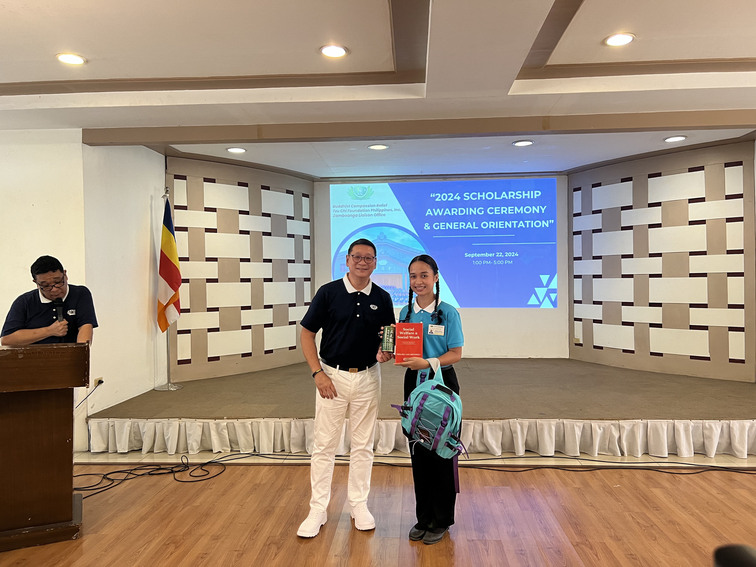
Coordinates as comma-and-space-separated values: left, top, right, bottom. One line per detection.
408, 393, 429, 437
390, 403, 410, 418
416, 368, 430, 386
430, 405, 451, 452
433, 383, 456, 401
416, 364, 444, 388
452, 454, 460, 493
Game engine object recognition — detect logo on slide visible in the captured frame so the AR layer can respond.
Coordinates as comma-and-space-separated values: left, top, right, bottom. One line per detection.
348, 186, 374, 200
527, 274, 558, 308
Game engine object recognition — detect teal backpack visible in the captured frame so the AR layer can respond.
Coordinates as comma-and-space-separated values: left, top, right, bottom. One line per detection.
393, 367, 466, 459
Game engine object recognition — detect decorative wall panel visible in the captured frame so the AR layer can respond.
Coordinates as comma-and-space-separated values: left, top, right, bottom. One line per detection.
569, 142, 755, 381
166, 158, 312, 382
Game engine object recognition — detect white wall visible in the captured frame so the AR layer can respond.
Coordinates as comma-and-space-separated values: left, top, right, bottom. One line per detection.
0, 130, 92, 447
0, 130, 86, 312
312, 178, 570, 358
81, 145, 168, 427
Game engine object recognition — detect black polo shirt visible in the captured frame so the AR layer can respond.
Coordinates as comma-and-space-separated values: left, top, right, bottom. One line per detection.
1, 284, 98, 344
301, 276, 395, 369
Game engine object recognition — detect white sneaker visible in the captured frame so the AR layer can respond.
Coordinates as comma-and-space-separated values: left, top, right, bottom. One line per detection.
297, 510, 327, 538
350, 503, 375, 531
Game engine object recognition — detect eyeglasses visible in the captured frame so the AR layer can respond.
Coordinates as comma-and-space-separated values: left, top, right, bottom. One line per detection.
36, 279, 66, 291
349, 254, 376, 264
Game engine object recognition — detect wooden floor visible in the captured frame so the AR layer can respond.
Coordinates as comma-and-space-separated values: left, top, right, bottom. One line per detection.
3, 462, 756, 566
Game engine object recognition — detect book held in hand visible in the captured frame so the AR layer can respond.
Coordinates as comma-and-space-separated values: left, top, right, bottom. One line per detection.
381, 325, 395, 352
394, 322, 423, 363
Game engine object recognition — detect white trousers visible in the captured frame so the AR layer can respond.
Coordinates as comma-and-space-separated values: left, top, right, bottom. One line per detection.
309, 362, 381, 513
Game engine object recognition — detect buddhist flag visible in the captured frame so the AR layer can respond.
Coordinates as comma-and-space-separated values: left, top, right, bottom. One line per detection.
157, 197, 181, 332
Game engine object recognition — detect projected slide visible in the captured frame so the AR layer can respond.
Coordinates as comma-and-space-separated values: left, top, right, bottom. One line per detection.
330, 178, 557, 309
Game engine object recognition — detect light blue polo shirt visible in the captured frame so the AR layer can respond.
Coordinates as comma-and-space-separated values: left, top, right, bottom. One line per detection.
398, 300, 464, 363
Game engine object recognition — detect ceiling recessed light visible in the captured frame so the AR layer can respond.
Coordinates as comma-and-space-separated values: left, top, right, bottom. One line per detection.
368, 144, 389, 150
320, 45, 348, 58
664, 135, 687, 143
512, 140, 534, 147
56, 53, 87, 65
227, 147, 246, 154
604, 33, 635, 47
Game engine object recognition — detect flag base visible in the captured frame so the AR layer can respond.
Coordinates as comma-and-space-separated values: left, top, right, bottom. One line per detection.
154, 383, 183, 391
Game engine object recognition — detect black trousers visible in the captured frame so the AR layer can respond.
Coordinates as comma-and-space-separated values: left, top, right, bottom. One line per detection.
403, 366, 460, 530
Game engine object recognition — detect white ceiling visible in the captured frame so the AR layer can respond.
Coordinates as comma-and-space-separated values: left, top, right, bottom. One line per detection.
2, 0, 756, 179
172, 129, 754, 178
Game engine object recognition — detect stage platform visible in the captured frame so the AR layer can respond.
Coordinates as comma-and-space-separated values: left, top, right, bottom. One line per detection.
88, 358, 756, 460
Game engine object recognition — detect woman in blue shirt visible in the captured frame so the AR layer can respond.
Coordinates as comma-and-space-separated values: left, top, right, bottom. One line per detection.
396, 254, 464, 545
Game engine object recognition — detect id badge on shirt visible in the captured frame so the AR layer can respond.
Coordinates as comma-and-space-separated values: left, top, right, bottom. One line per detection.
428, 324, 445, 336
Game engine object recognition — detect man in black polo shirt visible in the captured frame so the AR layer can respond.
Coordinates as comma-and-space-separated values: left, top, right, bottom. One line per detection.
297, 238, 395, 538
1, 255, 98, 346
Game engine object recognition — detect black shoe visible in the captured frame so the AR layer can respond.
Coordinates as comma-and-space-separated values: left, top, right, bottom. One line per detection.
408, 524, 426, 541
422, 527, 448, 545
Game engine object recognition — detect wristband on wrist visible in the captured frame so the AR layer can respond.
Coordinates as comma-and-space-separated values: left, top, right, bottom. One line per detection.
312, 369, 324, 378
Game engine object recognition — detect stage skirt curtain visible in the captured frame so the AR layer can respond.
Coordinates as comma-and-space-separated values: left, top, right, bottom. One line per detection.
87, 418, 756, 459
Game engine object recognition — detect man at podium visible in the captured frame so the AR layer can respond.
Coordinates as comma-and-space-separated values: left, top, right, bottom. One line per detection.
1, 255, 98, 346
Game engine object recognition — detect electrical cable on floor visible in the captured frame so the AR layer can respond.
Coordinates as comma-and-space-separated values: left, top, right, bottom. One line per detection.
74, 455, 226, 499
452, 454, 756, 475
75, 451, 756, 499
371, 453, 756, 475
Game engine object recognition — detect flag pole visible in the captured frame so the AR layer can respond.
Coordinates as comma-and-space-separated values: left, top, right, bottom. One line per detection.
155, 187, 183, 391
154, 333, 182, 391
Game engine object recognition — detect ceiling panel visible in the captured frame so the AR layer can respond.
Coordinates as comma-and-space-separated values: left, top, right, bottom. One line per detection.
2, 0, 756, 179
173, 129, 753, 179
551, 0, 756, 64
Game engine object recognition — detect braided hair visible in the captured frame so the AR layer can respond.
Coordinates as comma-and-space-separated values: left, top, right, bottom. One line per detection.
402, 254, 443, 324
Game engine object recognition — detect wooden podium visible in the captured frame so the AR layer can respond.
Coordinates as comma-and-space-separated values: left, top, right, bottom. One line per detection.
0, 343, 89, 552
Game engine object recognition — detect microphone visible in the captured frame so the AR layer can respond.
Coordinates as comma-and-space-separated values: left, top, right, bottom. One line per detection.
53, 299, 65, 322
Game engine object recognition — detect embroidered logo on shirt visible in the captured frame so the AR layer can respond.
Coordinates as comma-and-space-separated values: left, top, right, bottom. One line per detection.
370, 304, 378, 310
67, 309, 76, 316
